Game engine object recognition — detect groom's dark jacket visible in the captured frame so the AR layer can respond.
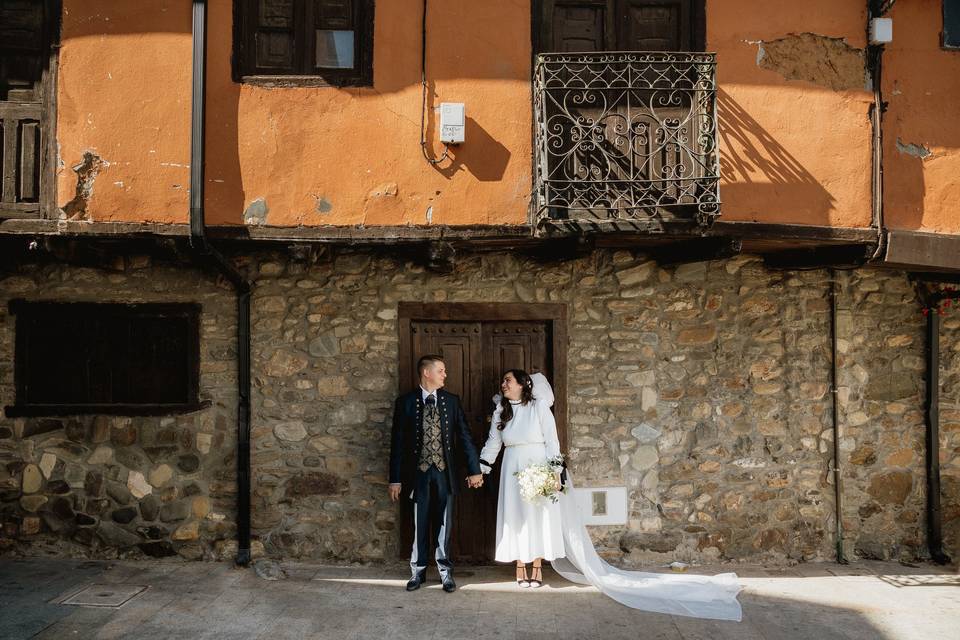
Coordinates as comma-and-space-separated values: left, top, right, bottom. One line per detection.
389, 388, 481, 497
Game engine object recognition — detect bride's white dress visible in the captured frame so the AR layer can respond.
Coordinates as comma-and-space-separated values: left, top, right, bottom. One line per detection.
482, 374, 744, 622
479, 397, 565, 563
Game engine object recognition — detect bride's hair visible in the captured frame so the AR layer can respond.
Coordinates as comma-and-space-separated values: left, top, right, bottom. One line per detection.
497, 369, 534, 430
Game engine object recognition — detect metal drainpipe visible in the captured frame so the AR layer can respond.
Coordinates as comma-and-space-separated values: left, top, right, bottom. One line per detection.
923, 293, 952, 565
190, 0, 253, 567
829, 270, 847, 564
867, 1, 887, 262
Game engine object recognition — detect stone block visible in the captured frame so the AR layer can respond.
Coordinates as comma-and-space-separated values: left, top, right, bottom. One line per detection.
19, 495, 47, 513
178, 454, 201, 473
112, 507, 138, 524
148, 464, 174, 488
274, 421, 308, 442
111, 424, 137, 447
127, 471, 152, 499
39, 453, 57, 479
284, 472, 348, 498
160, 500, 191, 523
868, 471, 913, 505
21, 464, 42, 494
172, 521, 200, 541
106, 481, 133, 506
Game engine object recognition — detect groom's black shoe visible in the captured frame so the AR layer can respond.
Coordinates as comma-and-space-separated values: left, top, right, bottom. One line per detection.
406, 572, 427, 591
441, 575, 456, 593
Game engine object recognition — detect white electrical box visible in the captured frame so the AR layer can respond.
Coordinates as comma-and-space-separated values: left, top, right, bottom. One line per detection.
439, 102, 465, 144
572, 486, 628, 526
870, 18, 893, 44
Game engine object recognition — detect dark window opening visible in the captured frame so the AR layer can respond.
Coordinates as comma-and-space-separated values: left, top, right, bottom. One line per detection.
7, 301, 202, 416
946, 0, 960, 49
0, 0, 48, 102
234, 0, 374, 86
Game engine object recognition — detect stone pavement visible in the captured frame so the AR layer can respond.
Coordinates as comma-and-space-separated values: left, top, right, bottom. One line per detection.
0, 557, 958, 640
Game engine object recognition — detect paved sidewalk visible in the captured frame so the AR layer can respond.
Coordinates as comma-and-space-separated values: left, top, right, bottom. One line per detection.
0, 557, 958, 639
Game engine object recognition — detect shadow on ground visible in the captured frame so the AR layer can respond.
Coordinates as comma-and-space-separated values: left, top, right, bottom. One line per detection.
0, 558, 957, 640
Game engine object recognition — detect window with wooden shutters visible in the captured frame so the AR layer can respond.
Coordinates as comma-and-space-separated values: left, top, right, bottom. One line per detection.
235, 0, 374, 86
7, 302, 202, 417
537, 0, 705, 53
0, 0, 57, 220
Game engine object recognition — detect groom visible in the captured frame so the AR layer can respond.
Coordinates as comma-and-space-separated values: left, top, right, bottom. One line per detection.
389, 354, 483, 593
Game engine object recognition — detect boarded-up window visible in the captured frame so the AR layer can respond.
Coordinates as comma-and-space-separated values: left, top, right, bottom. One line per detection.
7, 302, 202, 416
236, 0, 374, 86
946, 0, 960, 48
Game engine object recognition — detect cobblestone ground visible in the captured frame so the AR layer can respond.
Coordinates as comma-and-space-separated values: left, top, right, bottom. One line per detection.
0, 558, 957, 639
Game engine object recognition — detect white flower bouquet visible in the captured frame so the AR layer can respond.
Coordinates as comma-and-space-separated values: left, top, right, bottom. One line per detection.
515, 454, 566, 504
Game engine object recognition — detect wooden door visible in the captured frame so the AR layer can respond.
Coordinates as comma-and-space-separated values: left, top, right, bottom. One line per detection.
400, 319, 558, 563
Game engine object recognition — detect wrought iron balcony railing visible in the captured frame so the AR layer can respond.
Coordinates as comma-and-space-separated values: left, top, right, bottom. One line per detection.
534, 52, 720, 226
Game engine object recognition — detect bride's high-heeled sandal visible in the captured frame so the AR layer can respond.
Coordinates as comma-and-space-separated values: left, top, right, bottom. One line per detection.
516, 564, 530, 588
529, 562, 543, 588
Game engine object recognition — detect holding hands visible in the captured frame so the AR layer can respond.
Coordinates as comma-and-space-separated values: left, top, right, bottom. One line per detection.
388, 474, 482, 501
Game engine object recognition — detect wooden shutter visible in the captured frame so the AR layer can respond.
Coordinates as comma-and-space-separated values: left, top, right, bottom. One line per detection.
316, 0, 352, 29
253, 0, 298, 73
0, 0, 45, 102
554, 3, 607, 51
540, 0, 703, 53
620, 0, 690, 51
0, 0, 46, 217
11, 302, 201, 414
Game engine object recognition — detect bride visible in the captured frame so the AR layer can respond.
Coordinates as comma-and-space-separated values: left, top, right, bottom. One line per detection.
479, 369, 744, 621
478, 369, 564, 587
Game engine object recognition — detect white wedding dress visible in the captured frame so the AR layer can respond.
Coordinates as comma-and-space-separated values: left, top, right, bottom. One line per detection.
483, 373, 744, 622
479, 396, 565, 563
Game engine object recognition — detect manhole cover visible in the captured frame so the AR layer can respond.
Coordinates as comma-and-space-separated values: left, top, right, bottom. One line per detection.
57, 584, 148, 608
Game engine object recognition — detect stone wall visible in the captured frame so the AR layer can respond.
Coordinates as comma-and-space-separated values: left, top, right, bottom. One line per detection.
247, 249, 958, 564
834, 269, 928, 560
1, 248, 956, 564
0, 258, 241, 560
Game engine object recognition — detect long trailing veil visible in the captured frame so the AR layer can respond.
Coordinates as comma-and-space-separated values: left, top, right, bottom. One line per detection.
527, 372, 744, 622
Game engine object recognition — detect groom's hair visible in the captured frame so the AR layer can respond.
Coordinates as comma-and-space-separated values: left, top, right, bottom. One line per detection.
417, 354, 444, 378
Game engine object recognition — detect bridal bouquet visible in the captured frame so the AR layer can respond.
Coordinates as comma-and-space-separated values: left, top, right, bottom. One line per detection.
515, 454, 566, 504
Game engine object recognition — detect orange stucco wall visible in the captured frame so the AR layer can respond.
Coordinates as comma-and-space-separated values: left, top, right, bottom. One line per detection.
56, 1, 879, 228
712, 1, 872, 228
883, 0, 960, 234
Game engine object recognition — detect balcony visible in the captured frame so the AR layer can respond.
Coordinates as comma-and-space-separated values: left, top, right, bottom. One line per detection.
533, 52, 720, 227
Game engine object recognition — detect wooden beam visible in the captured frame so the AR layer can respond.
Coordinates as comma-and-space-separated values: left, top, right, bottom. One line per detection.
0, 219, 534, 243
885, 230, 960, 273
762, 244, 872, 270
650, 237, 741, 265
708, 220, 877, 244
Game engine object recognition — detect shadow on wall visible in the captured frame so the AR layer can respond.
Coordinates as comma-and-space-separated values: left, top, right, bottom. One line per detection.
717, 89, 836, 224
421, 79, 512, 183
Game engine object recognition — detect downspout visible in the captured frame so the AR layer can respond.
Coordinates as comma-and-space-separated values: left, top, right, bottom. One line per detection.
190, 0, 253, 567
922, 290, 954, 565
868, 2, 888, 261
829, 270, 847, 564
